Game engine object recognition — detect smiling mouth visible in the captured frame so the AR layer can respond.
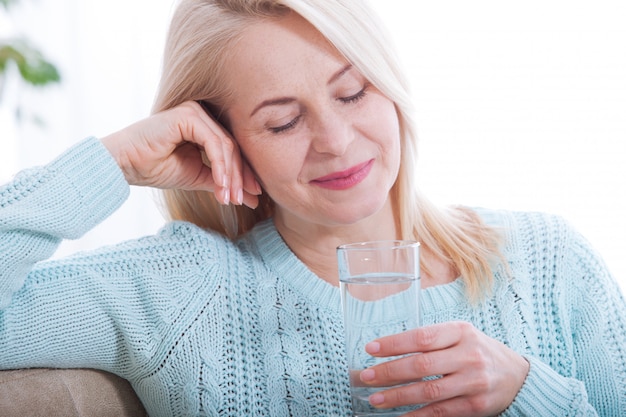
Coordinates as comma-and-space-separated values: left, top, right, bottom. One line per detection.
310, 159, 374, 190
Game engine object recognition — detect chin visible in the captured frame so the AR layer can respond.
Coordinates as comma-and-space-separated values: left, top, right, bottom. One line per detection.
325, 197, 389, 226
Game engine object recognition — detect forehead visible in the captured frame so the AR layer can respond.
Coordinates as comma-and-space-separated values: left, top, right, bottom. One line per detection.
223, 12, 347, 97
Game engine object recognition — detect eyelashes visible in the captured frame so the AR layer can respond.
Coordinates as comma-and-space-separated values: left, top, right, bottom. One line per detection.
268, 84, 370, 134
269, 114, 302, 134
338, 83, 369, 104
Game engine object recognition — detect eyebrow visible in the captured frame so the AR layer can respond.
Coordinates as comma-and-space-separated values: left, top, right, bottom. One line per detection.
250, 96, 296, 117
328, 64, 353, 85
249, 64, 354, 117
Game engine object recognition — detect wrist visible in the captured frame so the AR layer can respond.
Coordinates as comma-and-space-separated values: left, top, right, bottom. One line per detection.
100, 132, 135, 185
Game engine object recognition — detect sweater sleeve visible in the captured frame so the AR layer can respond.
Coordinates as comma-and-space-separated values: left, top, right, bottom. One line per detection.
0, 138, 228, 381
0, 137, 133, 370
503, 219, 626, 416
503, 356, 599, 416
565, 225, 626, 414
0, 137, 129, 309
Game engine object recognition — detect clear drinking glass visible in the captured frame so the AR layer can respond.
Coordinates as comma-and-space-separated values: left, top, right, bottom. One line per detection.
338, 240, 421, 417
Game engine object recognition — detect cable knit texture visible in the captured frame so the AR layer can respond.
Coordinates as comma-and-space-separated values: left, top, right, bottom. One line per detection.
1, 137, 625, 416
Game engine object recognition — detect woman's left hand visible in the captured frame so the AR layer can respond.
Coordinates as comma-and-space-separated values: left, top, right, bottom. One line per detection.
359, 321, 530, 417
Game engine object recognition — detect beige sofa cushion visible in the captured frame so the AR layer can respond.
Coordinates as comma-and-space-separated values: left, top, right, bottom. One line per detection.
0, 368, 147, 417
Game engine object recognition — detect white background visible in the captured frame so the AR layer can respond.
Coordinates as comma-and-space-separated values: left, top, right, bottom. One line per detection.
1, 0, 624, 290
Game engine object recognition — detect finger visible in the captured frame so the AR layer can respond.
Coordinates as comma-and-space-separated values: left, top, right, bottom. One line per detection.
402, 395, 492, 417
225, 140, 246, 205
403, 396, 492, 417
175, 143, 219, 191
174, 102, 254, 206
368, 374, 468, 411
242, 191, 260, 209
193, 101, 240, 204
240, 158, 261, 208
242, 159, 262, 196
219, 134, 238, 205
366, 321, 469, 357
187, 101, 255, 206
207, 132, 233, 205
182, 103, 234, 204
360, 350, 461, 387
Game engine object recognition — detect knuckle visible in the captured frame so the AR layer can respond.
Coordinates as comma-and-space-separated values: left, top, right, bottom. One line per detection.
456, 320, 474, 336
179, 102, 199, 118
390, 389, 408, 404
391, 387, 412, 406
467, 348, 488, 367
422, 379, 443, 402
419, 326, 438, 348
221, 138, 235, 152
389, 339, 403, 355
378, 362, 394, 381
209, 155, 226, 167
467, 395, 490, 414
429, 404, 448, 417
412, 353, 434, 375
472, 369, 492, 394
462, 342, 490, 371
381, 334, 402, 355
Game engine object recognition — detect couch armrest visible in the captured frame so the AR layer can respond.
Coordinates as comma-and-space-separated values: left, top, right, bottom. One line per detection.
0, 368, 147, 417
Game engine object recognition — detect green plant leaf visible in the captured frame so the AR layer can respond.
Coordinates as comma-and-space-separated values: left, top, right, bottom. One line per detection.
0, 40, 61, 86
0, 0, 19, 10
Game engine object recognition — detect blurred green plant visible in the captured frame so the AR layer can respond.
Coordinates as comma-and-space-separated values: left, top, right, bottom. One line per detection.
0, 0, 60, 126
0, 0, 60, 94
0, 39, 61, 86
0, 0, 18, 9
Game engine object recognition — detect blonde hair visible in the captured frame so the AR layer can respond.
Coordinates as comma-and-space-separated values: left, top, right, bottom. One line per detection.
155, 0, 504, 302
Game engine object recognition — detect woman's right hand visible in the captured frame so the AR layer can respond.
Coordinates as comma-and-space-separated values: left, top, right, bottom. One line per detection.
101, 101, 261, 208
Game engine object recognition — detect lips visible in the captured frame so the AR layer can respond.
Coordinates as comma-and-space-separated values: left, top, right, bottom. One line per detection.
310, 159, 374, 190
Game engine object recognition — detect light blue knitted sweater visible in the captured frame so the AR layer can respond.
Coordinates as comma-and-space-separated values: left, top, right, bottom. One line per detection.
1, 137, 625, 416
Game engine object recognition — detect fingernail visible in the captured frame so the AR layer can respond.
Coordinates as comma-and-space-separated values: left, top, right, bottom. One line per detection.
223, 189, 230, 205
222, 174, 229, 188
369, 393, 384, 406
365, 342, 380, 354
236, 189, 243, 205
360, 369, 375, 382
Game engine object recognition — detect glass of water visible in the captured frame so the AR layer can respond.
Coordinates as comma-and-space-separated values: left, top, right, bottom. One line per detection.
337, 240, 421, 417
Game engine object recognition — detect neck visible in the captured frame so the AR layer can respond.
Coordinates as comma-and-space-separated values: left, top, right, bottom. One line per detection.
274, 199, 399, 286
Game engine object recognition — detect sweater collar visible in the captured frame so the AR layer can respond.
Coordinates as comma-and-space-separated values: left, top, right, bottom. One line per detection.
248, 219, 342, 313
246, 219, 470, 316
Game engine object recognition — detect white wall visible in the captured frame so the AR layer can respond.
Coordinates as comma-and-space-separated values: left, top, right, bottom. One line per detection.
1, 0, 173, 255
372, 1, 626, 289
2, 0, 624, 289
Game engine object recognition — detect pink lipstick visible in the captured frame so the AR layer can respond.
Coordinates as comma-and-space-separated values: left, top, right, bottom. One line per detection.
311, 159, 374, 190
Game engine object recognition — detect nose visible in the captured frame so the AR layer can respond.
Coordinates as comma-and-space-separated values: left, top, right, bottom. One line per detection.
309, 109, 354, 156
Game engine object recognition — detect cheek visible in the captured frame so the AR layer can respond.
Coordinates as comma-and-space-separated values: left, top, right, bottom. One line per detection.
380, 101, 401, 137
363, 98, 401, 153
241, 139, 303, 189
372, 102, 402, 181
360, 90, 399, 127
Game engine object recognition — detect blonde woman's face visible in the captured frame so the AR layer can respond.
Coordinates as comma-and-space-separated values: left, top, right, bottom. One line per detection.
225, 13, 401, 229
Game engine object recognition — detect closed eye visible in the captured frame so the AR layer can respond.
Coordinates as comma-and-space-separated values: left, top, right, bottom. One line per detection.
338, 83, 369, 104
268, 114, 302, 134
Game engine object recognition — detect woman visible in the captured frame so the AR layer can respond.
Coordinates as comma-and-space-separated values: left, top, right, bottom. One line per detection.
1, 0, 625, 416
